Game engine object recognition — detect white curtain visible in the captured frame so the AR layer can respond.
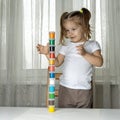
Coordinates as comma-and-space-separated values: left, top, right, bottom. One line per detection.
0, 0, 55, 107
0, 0, 120, 108
99, 0, 120, 108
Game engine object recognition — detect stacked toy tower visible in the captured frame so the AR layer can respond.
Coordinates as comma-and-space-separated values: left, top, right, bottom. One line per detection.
48, 31, 55, 112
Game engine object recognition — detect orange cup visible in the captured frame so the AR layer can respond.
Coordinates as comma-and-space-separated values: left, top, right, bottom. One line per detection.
49, 32, 55, 39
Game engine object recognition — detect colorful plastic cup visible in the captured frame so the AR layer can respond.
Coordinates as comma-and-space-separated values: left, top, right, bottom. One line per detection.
49, 65, 55, 71
49, 93, 55, 99
49, 32, 55, 39
49, 59, 55, 65
49, 72, 55, 78
48, 106, 55, 112
49, 46, 55, 51
49, 52, 55, 58
49, 39, 55, 45
49, 85, 55, 92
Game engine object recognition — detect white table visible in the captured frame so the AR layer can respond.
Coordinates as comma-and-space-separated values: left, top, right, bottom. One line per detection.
0, 107, 120, 120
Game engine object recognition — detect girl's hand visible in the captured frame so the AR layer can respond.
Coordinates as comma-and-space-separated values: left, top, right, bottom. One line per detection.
36, 43, 49, 55
76, 45, 86, 56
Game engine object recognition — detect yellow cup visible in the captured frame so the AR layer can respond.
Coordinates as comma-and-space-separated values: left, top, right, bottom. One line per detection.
48, 106, 55, 112
49, 59, 55, 65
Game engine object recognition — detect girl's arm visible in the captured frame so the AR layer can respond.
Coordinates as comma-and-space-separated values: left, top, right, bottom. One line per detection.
76, 45, 103, 67
36, 43, 49, 55
36, 44, 65, 67
55, 53, 65, 67
83, 50, 103, 67
36, 43, 49, 60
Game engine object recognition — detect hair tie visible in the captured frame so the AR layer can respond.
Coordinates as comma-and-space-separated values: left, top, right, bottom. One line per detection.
80, 9, 83, 13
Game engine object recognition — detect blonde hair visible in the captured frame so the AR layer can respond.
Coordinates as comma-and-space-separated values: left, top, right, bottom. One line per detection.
59, 8, 91, 45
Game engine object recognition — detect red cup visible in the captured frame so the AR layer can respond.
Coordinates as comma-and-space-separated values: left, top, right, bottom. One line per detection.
49, 66, 55, 71
50, 52, 55, 58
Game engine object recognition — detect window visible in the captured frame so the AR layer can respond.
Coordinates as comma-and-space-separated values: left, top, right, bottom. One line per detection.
23, 0, 55, 69
95, 0, 102, 48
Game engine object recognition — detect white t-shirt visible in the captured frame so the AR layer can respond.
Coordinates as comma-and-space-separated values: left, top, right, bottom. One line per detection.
59, 40, 101, 90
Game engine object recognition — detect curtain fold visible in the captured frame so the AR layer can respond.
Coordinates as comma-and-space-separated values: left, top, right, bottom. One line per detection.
0, 0, 48, 107
90, 0, 120, 108
98, 0, 120, 108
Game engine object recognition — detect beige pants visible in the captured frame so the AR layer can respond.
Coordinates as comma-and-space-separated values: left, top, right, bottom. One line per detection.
58, 85, 93, 108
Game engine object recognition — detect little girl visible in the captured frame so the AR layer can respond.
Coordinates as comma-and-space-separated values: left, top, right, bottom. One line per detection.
36, 8, 103, 108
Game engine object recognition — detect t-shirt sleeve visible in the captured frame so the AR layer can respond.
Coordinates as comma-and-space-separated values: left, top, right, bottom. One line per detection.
91, 41, 101, 53
85, 40, 101, 53
59, 45, 67, 55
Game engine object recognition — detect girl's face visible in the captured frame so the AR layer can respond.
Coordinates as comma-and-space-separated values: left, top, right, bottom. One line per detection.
64, 21, 85, 43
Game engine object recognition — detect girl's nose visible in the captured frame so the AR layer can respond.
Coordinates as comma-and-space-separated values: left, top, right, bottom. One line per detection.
68, 30, 73, 36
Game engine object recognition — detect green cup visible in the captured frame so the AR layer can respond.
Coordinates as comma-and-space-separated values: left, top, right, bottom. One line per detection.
49, 93, 55, 99
49, 39, 55, 45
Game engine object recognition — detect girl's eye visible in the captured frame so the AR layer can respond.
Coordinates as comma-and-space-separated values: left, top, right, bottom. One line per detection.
72, 28, 76, 31
65, 30, 69, 32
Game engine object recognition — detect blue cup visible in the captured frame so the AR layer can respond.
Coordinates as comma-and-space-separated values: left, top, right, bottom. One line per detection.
49, 72, 55, 78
